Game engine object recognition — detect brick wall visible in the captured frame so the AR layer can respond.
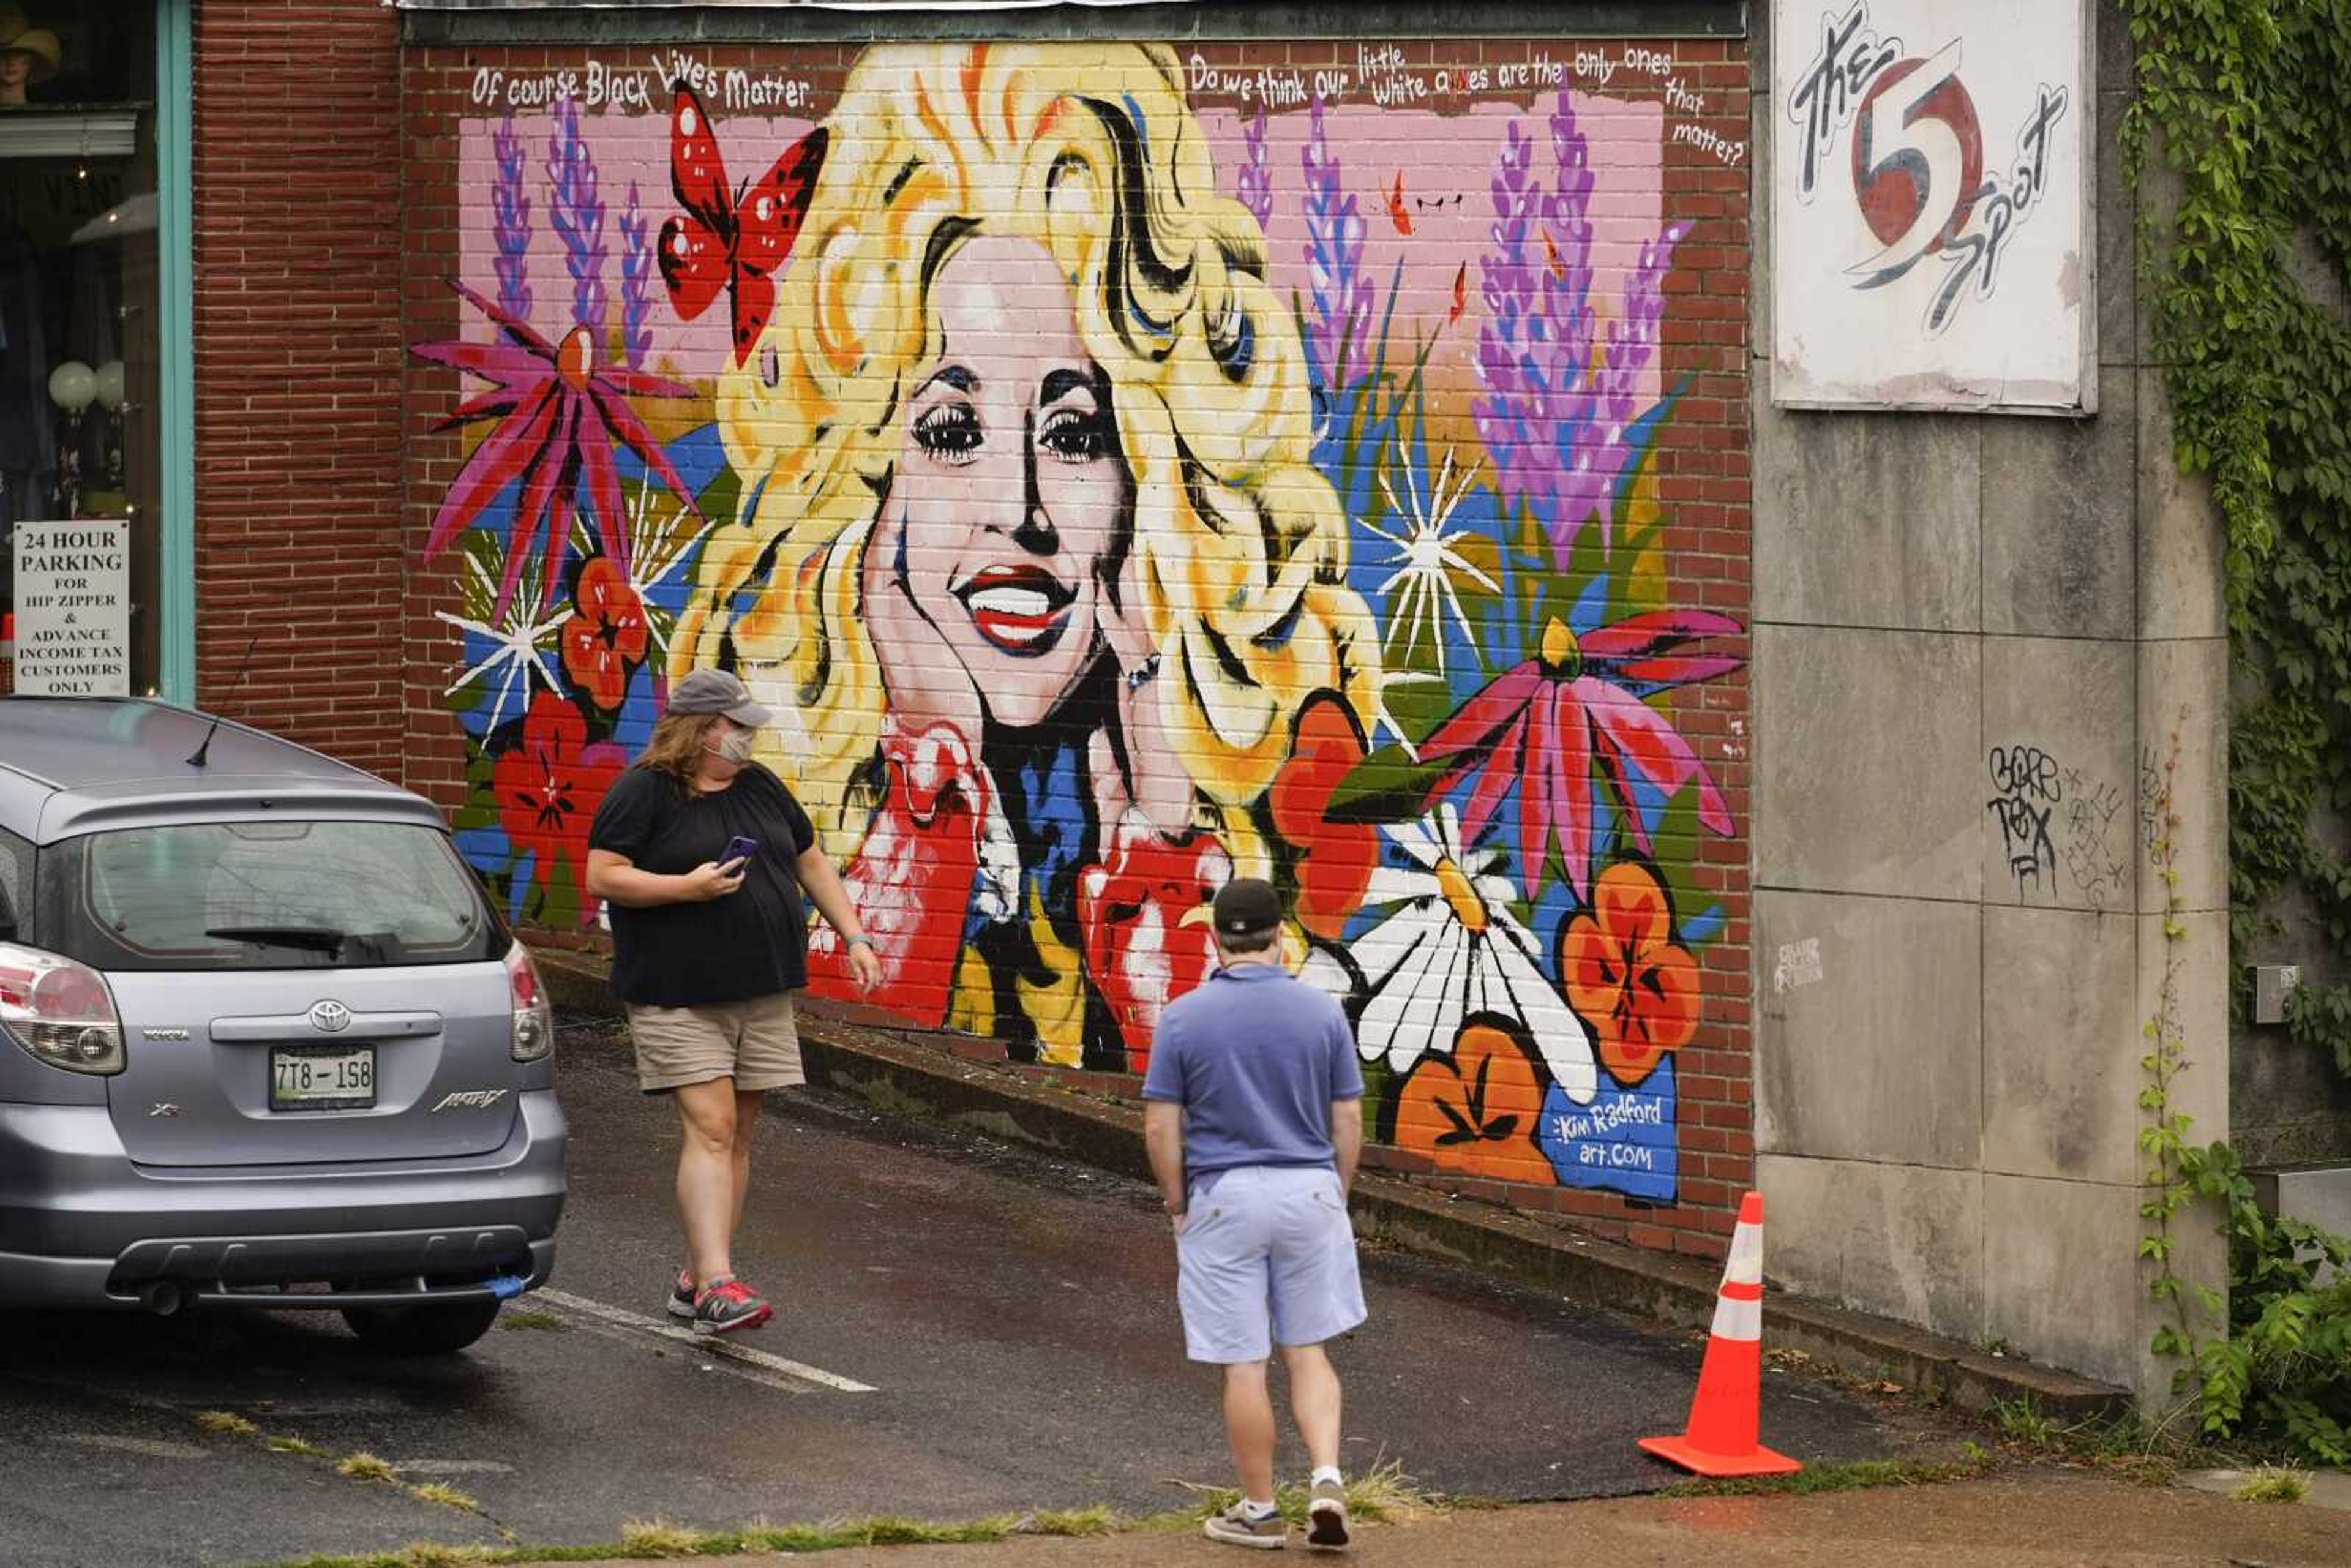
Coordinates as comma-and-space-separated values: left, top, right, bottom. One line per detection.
192, 0, 406, 775
401, 34, 1753, 1258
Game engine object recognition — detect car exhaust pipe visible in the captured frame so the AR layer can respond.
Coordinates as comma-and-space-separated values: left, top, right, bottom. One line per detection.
137, 1281, 183, 1316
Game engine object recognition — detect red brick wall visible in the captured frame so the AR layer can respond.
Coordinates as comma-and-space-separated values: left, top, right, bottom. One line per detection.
400, 36, 1753, 1258
192, 0, 407, 776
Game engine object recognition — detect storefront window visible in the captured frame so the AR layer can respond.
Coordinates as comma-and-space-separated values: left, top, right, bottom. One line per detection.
0, 0, 158, 697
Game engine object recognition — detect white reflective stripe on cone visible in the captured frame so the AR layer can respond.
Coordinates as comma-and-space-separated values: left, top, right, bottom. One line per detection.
1724, 1220, 1764, 1286
1709, 1291, 1763, 1343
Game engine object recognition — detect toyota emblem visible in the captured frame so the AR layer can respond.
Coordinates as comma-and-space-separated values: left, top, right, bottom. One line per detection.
308, 1000, 352, 1033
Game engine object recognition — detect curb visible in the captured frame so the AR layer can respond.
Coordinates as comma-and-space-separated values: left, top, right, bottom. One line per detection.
531, 943, 2127, 1424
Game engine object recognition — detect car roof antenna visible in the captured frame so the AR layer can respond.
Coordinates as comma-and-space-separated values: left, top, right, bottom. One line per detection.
185, 635, 261, 768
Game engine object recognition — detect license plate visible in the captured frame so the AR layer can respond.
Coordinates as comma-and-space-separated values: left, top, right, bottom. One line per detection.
269, 1045, 375, 1111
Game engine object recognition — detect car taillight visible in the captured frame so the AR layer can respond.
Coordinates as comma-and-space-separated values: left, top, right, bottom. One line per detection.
506, 942, 553, 1063
0, 942, 125, 1075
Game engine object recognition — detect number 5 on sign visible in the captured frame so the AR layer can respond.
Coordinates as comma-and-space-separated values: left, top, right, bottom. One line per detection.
1845, 39, 1980, 290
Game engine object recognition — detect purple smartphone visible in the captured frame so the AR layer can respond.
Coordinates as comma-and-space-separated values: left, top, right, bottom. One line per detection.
720, 836, 760, 868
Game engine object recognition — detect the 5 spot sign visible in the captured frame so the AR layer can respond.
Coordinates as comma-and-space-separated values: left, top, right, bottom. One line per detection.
1772, 0, 2094, 413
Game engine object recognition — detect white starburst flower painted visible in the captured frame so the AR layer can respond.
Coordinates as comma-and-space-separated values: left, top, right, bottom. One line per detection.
1363, 437, 1500, 685
1349, 803, 1598, 1106
616, 474, 716, 669
437, 547, 564, 734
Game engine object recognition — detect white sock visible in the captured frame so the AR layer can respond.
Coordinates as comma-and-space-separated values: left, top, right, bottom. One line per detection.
1311, 1466, 1343, 1488
1243, 1498, 1278, 1518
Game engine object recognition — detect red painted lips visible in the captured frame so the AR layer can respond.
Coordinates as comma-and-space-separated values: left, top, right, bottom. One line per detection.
953, 563, 1076, 656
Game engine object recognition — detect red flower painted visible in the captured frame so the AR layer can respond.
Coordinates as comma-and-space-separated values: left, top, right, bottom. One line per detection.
1558, 861, 1700, 1087
411, 279, 702, 617
560, 557, 650, 710
493, 692, 626, 904
1269, 696, 1378, 941
1419, 611, 1743, 902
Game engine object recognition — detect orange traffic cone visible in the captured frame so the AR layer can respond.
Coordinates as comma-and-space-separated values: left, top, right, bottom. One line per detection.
1638, 1190, 1801, 1477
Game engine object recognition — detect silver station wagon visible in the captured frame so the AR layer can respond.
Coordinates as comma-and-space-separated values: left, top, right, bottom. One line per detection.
0, 697, 565, 1352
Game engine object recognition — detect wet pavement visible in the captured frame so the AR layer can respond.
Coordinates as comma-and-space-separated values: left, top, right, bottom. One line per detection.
0, 1023, 1946, 1567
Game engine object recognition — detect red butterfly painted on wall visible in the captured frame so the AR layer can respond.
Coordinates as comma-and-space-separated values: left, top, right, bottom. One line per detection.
658, 84, 829, 366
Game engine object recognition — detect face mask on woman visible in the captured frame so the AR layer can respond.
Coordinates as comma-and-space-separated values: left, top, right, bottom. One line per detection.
704, 726, 758, 766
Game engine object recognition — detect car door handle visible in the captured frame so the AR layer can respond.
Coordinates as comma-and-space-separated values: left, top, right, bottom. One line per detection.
209, 1011, 443, 1041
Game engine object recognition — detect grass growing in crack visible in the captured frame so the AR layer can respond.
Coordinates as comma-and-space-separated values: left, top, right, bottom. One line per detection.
1167, 1460, 1441, 1528
409, 1483, 482, 1513
2233, 1465, 2311, 1504
268, 1437, 327, 1457
497, 1311, 563, 1332
337, 1452, 397, 1482
1991, 1394, 2060, 1446
195, 1410, 258, 1437
1659, 1457, 1990, 1499
255, 1484, 1398, 1567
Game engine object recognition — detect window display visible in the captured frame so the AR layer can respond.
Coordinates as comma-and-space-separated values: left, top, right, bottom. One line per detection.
0, 1, 157, 696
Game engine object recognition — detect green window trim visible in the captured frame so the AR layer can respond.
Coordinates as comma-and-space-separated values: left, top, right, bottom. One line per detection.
156, 0, 193, 705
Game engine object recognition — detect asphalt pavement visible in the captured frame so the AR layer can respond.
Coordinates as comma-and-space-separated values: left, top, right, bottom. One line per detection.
0, 1021, 1950, 1567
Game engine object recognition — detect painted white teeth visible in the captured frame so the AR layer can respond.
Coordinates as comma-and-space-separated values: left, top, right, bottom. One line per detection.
967, 587, 1052, 617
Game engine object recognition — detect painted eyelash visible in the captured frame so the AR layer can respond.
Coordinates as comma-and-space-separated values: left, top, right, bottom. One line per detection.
913, 403, 981, 464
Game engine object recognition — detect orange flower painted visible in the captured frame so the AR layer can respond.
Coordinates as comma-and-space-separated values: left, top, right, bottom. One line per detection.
1267, 696, 1378, 940
1394, 1022, 1554, 1184
1559, 861, 1700, 1087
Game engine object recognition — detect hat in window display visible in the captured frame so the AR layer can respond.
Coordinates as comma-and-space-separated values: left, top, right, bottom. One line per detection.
0, 7, 61, 83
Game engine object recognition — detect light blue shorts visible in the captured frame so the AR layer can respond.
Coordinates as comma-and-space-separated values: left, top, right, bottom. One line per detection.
1176, 1165, 1367, 1364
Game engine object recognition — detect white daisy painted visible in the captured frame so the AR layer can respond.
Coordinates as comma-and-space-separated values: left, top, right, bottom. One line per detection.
1349, 804, 1599, 1106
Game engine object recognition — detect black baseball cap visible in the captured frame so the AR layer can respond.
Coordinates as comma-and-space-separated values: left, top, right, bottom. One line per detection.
1212, 877, 1283, 940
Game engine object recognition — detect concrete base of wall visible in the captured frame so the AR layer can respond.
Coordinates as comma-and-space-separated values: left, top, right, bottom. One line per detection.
533, 943, 2125, 1422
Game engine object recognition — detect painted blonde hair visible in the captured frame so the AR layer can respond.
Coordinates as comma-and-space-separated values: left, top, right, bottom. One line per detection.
675, 42, 1379, 863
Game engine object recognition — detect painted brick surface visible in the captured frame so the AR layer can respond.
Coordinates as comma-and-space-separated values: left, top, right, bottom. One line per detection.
401, 37, 1753, 1254
192, 1, 406, 771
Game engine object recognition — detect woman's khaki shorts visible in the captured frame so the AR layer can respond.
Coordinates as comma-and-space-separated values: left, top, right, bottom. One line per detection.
626, 993, 806, 1093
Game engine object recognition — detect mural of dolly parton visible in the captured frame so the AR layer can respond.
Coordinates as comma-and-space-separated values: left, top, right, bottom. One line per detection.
673, 46, 1379, 1074
426, 36, 1745, 1202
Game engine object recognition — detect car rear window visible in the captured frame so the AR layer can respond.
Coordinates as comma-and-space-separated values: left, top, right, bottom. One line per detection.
46, 820, 508, 972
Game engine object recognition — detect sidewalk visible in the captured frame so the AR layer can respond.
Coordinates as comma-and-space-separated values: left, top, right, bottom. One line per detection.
550, 1475, 2350, 1567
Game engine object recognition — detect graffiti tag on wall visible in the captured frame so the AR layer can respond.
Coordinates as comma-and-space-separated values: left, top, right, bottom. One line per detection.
418, 42, 1740, 1206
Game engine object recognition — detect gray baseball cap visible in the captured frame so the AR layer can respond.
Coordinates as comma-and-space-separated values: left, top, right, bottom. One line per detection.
667, 668, 774, 728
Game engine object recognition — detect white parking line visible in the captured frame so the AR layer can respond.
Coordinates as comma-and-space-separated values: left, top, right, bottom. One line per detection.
531, 1288, 877, 1394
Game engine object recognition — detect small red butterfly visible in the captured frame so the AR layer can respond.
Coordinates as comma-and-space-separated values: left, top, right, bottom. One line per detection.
658, 84, 828, 367
1386, 171, 1414, 237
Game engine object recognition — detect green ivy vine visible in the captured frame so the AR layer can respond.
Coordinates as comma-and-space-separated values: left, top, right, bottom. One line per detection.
2124, 0, 2351, 1460
2123, 0, 2351, 1073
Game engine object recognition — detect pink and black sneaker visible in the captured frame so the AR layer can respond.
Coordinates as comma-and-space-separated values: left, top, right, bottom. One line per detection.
691, 1277, 773, 1335
666, 1267, 696, 1321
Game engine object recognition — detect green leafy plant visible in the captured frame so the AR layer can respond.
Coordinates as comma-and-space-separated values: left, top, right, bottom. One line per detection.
2124, 0, 2351, 1076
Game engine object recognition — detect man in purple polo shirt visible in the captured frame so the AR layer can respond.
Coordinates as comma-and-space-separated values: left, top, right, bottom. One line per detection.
1143, 877, 1367, 1552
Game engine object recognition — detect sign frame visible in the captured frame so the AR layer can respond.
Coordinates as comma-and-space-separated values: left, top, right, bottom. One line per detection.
1769, 0, 2097, 416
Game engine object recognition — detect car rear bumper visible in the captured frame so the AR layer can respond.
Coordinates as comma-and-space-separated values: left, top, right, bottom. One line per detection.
0, 1089, 565, 1310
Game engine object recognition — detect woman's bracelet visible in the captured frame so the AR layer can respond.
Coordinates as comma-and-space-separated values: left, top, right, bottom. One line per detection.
844, 932, 875, 950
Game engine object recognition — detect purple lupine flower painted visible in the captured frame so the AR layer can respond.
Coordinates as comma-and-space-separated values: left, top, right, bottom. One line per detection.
1237, 107, 1273, 230
492, 113, 533, 323
546, 94, 609, 339
1474, 93, 1687, 565
1300, 96, 1373, 389
618, 180, 653, 372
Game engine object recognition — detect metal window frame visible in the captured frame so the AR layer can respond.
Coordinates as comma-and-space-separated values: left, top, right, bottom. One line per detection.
157, 0, 194, 703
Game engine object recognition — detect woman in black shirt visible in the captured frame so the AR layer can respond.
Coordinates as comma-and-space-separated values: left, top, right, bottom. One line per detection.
587, 669, 880, 1335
